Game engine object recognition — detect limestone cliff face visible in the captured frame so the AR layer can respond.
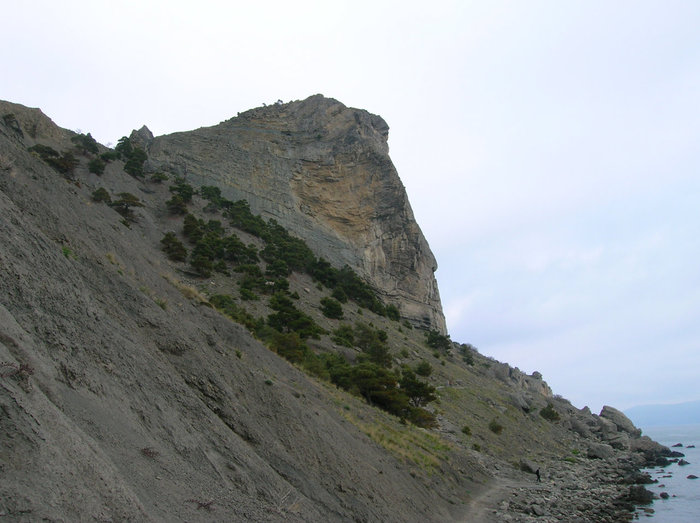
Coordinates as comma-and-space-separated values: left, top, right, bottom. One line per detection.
146, 95, 446, 332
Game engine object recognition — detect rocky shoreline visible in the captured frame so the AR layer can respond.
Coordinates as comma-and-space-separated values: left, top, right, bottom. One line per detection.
469, 407, 679, 522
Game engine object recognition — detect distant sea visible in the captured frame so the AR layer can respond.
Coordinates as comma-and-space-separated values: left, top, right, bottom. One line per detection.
636, 424, 700, 521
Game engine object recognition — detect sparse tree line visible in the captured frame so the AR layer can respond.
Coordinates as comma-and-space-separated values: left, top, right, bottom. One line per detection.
27, 130, 442, 428
154, 177, 439, 427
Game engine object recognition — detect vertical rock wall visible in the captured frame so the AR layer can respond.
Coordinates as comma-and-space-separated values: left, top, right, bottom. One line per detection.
147, 95, 446, 332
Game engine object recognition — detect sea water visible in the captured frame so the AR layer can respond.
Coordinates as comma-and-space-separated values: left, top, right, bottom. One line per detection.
636, 423, 700, 521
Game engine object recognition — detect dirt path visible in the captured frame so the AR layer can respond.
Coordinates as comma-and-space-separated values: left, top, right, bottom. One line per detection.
462, 473, 549, 522
463, 478, 509, 522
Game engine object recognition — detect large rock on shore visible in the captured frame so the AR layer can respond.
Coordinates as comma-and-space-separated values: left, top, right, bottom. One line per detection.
587, 442, 615, 459
600, 405, 642, 437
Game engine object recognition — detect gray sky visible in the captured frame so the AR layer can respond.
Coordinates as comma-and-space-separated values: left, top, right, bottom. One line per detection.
3, 1, 699, 412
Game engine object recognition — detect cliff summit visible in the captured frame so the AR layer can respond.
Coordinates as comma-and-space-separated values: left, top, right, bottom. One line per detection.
144, 95, 446, 332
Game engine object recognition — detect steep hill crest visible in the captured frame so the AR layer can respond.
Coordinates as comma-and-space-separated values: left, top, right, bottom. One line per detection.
144, 95, 446, 333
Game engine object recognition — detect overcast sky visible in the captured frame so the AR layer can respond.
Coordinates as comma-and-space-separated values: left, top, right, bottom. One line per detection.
2, 1, 699, 414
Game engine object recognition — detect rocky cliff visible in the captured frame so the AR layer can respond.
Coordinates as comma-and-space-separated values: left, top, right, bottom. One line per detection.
144, 95, 446, 333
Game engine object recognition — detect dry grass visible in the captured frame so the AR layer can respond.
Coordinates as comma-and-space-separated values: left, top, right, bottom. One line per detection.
351, 416, 452, 473
162, 273, 210, 304
0, 152, 15, 172
185, 499, 215, 511
325, 385, 452, 474
140, 447, 160, 458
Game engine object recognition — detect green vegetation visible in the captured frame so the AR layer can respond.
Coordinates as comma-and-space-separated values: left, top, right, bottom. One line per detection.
209, 295, 260, 332
330, 287, 346, 303
169, 178, 195, 203
110, 192, 143, 221
425, 329, 452, 352
311, 262, 387, 315
353, 322, 391, 367
28, 144, 58, 159
71, 132, 99, 155
28, 144, 77, 175
88, 157, 106, 175
115, 136, 147, 177
180, 213, 259, 276
399, 368, 437, 408
149, 178, 442, 429
268, 292, 324, 339
210, 290, 437, 428
160, 232, 188, 262
166, 194, 188, 214
2, 113, 22, 136
92, 187, 111, 204
385, 304, 400, 321
320, 296, 343, 319
540, 403, 561, 422
414, 360, 433, 377
150, 172, 169, 183
183, 188, 388, 316
331, 324, 355, 347
100, 150, 118, 162
489, 419, 504, 434
458, 343, 477, 365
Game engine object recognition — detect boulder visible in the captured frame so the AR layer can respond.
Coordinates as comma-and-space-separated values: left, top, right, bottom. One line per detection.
627, 485, 654, 504
630, 436, 665, 453
129, 125, 154, 150
519, 459, 538, 474
599, 406, 642, 437
605, 432, 631, 451
570, 418, 593, 438
509, 392, 533, 412
587, 443, 615, 459
596, 415, 618, 437
630, 435, 674, 466
622, 472, 655, 485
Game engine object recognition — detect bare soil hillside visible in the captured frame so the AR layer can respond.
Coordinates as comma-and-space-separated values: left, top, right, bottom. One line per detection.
0, 100, 670, 522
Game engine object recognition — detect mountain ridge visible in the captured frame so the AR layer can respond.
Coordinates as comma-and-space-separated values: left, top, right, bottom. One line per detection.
0, 97, 672, 521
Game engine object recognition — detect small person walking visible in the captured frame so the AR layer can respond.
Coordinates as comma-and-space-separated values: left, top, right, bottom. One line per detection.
535, 468, 541, 482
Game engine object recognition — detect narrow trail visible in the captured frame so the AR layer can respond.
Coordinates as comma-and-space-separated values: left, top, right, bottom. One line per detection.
462, 473, 549, 522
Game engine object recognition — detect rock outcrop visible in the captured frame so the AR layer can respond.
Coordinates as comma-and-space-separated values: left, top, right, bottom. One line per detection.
145, 96, 446, 332
600, 405, 642, 437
